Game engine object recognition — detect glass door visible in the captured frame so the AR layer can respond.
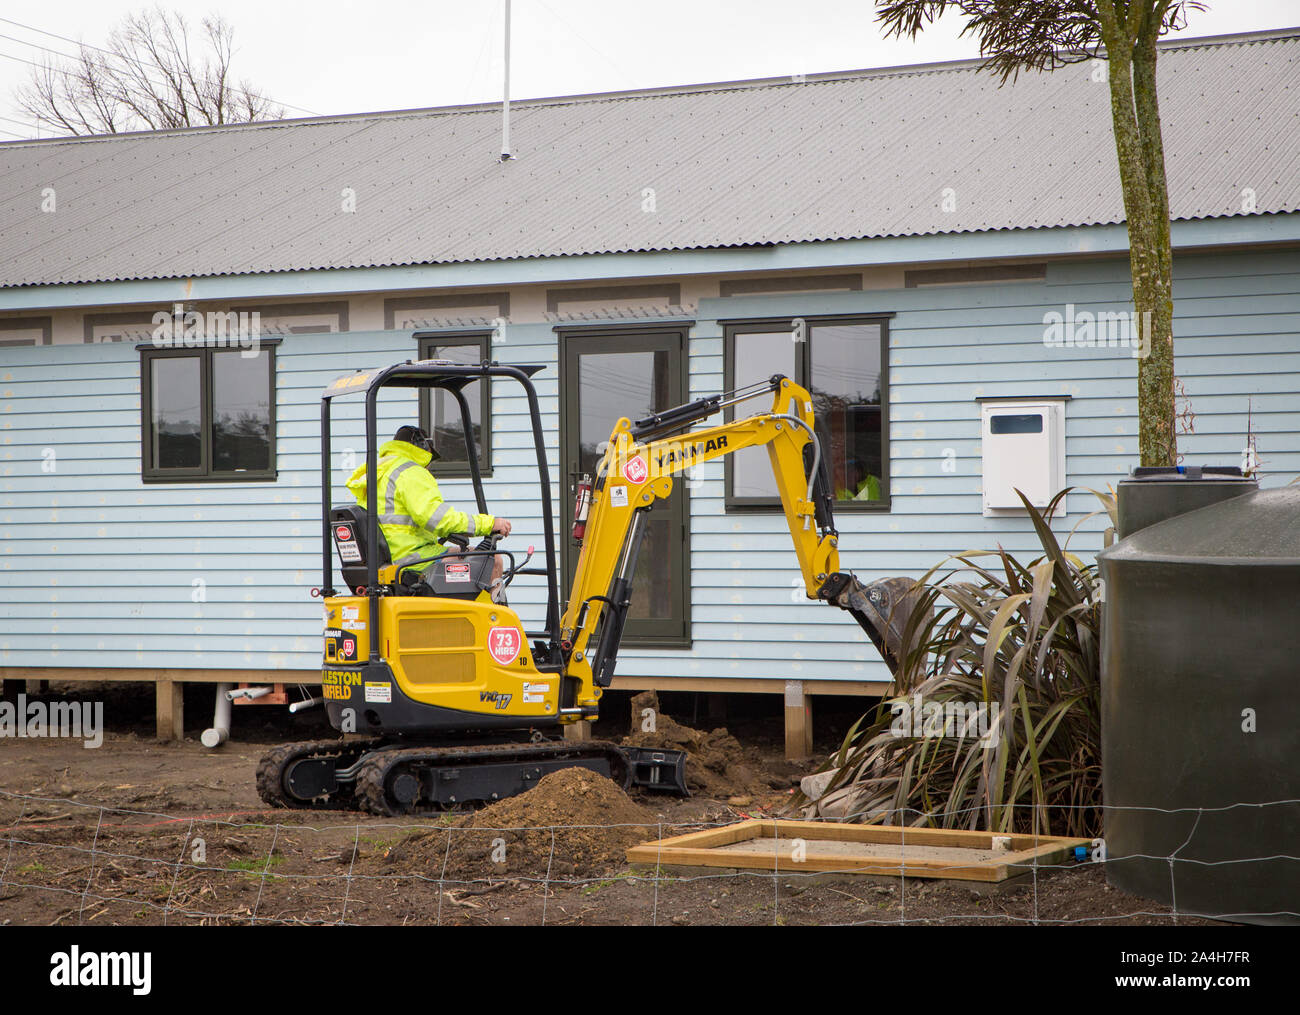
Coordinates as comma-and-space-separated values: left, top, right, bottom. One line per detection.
561, 327, 689, 644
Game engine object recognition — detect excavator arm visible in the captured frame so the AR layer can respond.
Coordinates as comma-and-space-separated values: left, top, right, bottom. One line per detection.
558, 375, 923, 719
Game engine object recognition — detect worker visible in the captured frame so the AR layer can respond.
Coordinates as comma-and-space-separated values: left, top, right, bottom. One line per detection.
346, 424, 512, 596
837, 457, 882, 502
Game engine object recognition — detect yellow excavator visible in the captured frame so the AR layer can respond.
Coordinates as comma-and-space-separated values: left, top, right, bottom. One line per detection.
257, 359, 919, 814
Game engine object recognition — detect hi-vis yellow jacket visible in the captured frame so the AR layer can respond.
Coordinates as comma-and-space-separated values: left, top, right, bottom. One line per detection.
346, 439, 494, 571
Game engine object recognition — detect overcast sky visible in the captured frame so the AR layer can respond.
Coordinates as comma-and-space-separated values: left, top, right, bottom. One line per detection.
1, 0, 1297, 139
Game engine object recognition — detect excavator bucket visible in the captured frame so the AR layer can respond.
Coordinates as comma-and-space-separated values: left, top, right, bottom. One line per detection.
825, 574, 929, 678
621, 746, 690, 795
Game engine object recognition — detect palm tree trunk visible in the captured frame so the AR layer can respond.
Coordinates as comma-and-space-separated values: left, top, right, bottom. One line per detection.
1098, 1, 1178, 466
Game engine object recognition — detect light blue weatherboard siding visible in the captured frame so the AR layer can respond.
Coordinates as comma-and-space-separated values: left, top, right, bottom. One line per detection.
1, 247, 1297, 682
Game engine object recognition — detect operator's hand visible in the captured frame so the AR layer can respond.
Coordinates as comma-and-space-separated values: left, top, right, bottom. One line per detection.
492, 518, 512, 537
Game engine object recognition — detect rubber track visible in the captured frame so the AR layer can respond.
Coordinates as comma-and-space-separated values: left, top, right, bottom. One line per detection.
354, 740, 633, 816
255, 738, 386, 810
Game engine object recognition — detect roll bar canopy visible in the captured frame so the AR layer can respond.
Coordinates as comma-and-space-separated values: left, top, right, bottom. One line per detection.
320, 360, 558, 660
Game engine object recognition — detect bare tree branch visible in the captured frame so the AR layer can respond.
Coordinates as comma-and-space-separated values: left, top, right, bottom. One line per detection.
12, 5, 285, 136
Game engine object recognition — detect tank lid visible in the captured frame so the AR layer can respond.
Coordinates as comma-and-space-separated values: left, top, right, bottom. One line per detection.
1102, 485, 1300, 563
1123, 465, 1247, 482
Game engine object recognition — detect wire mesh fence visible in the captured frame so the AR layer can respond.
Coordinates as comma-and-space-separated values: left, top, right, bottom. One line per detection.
1, 788, 1295, 926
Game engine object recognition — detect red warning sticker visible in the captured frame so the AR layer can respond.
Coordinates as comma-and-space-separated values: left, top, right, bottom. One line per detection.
623, 455, 648, 484
487, 626, 522, 666
334, 524, 362, 563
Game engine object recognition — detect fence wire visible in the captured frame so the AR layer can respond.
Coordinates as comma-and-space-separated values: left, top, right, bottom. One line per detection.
0, 789, 1295, 927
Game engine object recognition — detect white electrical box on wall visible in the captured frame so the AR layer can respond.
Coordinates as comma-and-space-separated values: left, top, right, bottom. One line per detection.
979, 398, 1067, 515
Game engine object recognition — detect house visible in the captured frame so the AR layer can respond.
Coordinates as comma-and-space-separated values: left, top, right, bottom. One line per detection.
1, 28, 1298, 754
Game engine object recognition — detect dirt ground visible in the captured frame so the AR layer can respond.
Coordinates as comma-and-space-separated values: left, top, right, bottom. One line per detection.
0, 682, 1211, 926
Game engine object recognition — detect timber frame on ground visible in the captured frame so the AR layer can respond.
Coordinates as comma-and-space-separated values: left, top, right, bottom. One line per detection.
0, 669, 889, 760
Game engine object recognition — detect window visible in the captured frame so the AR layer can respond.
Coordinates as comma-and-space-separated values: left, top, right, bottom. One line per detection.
0, 317, 51, 346
236, 301, 348, 334
559, 325, 690, 645
140, 344, 277, 482
416, 333, 491, 476
904, 264, 1045, 288
723, 316, 890, 510
385, 292, 509, 329
85, 312, 155, 343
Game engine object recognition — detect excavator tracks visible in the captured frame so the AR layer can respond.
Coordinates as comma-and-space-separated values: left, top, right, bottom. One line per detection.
354, 739, 634, 816
257, 737, 686, 816
256, 737, 387, 811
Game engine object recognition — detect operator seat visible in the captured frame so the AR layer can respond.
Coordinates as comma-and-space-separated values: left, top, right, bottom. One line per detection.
329, 505, 496, 601
329, 505, 390, 593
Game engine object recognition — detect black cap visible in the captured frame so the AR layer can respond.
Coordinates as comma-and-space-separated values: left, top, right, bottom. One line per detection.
394, 425, 441, 461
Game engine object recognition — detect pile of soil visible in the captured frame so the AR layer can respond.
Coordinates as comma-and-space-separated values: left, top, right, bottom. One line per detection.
621, 691, 784, 800
380, 767, 658, 881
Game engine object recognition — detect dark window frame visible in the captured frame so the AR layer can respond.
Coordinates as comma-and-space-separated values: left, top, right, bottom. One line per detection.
722, 314, 892, 513
416, 331, 493, 478
139, 341, 279, 484
557, 322, 692, 648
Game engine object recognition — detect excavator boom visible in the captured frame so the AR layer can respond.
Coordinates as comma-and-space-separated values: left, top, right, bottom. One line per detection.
558, 375, 922, 719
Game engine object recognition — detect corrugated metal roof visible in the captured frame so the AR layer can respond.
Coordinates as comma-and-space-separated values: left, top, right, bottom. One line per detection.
1, 28, 1297, 289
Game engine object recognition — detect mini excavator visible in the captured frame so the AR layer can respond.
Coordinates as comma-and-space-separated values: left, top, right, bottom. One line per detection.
257, 359, 920, 815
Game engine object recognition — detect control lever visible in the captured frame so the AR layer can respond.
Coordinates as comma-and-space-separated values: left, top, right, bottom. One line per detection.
492, 544, 534, 595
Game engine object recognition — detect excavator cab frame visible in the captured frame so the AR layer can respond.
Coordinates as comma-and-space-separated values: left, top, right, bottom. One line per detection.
320, 358, 564, 664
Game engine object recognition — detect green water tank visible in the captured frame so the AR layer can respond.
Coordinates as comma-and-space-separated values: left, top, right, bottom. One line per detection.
1098, 477, 1298, 924
1115, 465, 1257, 538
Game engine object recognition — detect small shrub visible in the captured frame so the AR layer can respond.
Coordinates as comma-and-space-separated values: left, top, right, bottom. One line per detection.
798, 489, 1112, 838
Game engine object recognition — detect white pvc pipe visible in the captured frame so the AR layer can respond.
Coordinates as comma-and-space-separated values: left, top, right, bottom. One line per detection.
201, 683, 233, 748
289, 695, 321, 714
226, 686, 271, 703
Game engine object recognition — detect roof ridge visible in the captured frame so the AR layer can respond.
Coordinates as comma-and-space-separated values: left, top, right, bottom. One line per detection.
4, 25, 1296, 149
1156, 25, 1300, 50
